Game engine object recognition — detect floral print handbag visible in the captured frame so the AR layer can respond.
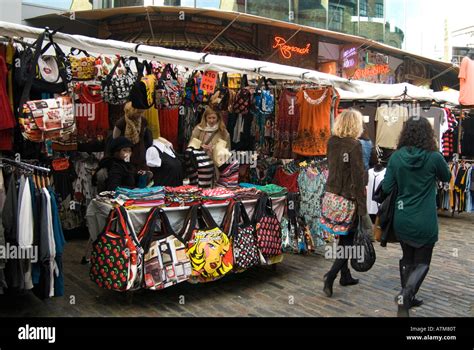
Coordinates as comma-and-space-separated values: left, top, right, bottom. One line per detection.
319, 192, 356, 236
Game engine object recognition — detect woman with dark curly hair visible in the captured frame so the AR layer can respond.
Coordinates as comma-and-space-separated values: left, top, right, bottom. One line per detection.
382, 116, 451, 317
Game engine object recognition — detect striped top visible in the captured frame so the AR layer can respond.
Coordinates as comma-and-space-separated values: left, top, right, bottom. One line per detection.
184, 147, 215, 188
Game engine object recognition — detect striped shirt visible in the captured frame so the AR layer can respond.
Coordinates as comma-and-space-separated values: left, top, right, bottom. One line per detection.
184, 147, 215, 188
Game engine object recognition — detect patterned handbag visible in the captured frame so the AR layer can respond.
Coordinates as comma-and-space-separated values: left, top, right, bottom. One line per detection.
252, 195, 282, 258
138, 207, 192, 290
232, 88, 251, 115
221, 201, 259, 271
20, 96, 76, 142
90, 206, 141, 291
69, 48, 96, 81
101, 57, 136, 105
182, 205, 233, 283
319, 192, 356, 236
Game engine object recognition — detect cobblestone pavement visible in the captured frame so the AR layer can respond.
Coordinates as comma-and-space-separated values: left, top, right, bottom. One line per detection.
1, 212, 472, 317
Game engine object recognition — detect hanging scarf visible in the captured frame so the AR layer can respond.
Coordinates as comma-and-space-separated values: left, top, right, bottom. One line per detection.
125, 115, 142, 145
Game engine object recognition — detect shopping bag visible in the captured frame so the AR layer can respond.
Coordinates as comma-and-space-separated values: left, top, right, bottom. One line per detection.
138, 207, 192, 290
183, 205, 233, 283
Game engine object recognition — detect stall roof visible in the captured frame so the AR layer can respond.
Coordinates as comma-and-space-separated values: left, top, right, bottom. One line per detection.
433, 90, 461, 106
26, 5, 457, 71
0, 20, 348, 84
336, 81, 437, 101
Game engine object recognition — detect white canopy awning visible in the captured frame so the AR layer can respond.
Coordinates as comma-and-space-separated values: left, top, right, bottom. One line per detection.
336, 81, 437, 101
0, 21, 348, 85
433, 90, 460, 106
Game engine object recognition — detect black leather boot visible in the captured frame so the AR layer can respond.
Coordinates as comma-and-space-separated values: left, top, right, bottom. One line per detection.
323, 272, 336, 297
340, 261, 359, 286
396, 264, 430, 317
399, 260, 423, 308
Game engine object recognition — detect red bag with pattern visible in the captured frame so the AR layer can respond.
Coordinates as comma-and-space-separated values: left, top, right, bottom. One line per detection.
90, 206, 141, 291
252, 195, 282, 258
232, 88, 251, 115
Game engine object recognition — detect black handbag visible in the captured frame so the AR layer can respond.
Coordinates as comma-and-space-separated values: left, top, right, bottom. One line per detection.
221, 201, 259, 270
350, 218, 376, 272
101, 57, 136, 105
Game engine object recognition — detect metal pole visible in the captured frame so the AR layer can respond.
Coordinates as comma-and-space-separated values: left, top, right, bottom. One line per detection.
357, 0, 360, 36
383, 0, 386, 43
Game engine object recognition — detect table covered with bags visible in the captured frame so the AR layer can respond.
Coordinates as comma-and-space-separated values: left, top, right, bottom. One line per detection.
86, 195, 286, 241
86, 195, 286, 291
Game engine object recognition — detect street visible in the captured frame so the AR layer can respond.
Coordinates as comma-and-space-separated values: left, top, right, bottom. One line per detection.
1, 212, 472, 317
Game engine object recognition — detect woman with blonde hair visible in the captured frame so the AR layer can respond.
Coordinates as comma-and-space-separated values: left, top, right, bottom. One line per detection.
323, 109, 367, 297
113, 101, 153, 170
189, 106, 231, 156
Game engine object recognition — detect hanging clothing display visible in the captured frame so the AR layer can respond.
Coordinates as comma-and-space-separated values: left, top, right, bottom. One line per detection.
274, 90, 300, 159
461, 117, 474, 157
144, 106, 160, 140
420, 107, 447, 148
297, 164, 329, 247
375, 104, 408, 149
442, 109, 457, 159
0, 54, 15, 151
293, 88, 337, 156
158, 108, 180, 151
75, 83, 109, 143
0, 164, 64, 298
184, 146, 215, 188
366, 167, 386, 215
353, 104, 377, 143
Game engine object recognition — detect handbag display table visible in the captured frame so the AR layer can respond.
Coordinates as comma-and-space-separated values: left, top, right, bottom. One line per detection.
86, 196, 287, 241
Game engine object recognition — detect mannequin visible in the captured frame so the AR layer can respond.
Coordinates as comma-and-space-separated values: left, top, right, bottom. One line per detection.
146, 136, 184, 187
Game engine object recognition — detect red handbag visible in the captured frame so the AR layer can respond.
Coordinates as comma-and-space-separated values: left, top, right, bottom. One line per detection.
89, 207, 141, 292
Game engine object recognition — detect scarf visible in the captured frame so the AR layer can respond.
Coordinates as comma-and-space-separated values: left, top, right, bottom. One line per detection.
125, 115, 142, 145
197, 123, 219, 133
197, 123, 219, 145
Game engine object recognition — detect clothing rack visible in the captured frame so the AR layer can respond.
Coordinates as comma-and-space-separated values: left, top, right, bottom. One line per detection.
0, 158, 51, 173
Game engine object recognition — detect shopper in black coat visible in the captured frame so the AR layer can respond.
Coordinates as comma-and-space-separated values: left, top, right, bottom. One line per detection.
93, 136, 145, 191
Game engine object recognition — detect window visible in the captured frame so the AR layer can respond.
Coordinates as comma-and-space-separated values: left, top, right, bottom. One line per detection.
375, 3, 384, 18
359, 0, 367, 16
329, 4, 343, 31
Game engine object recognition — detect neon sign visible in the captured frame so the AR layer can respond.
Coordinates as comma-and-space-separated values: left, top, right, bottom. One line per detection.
342, 47, 357, 68
273, 36, 311, 59
352, 64, 391, 79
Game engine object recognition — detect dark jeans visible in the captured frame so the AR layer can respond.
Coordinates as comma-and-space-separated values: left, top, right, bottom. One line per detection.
400, 241, 434, 267
326, 229, 356, 279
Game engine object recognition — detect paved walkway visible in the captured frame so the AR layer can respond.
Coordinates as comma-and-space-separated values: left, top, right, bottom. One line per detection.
1, 212, 472, 317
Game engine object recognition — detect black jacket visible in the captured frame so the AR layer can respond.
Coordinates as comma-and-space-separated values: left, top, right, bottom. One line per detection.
373, 181, 398, 246
95, 157, 137, 191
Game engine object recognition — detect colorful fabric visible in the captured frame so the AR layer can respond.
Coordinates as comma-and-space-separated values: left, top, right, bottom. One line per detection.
298, 166, 329, 246
273, 167, 299, 193
115, 186, 165, 199
217, 160, 240, 188
274, 90, 300, 159
320, 192, 356, 236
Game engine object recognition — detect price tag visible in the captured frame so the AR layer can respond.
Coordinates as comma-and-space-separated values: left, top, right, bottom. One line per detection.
199, 71, 218, 94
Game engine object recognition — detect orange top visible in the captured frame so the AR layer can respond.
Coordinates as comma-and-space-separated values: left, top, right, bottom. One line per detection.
293, 88, 337, 156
